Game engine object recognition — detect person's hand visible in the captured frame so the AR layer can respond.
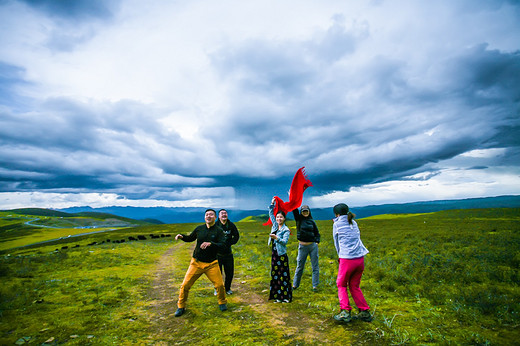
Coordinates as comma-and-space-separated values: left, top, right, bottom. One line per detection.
200, 241, 212, 249
269, 234, 278, 240
271, 197, 276, 205
175, 234, 183, 240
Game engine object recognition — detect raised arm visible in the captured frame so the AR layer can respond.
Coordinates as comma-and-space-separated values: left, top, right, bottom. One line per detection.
268, 198, 276, 225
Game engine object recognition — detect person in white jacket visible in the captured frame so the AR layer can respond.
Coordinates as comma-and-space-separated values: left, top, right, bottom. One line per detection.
332, 203, 372, 323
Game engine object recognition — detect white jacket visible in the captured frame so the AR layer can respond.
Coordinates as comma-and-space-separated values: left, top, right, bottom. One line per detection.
333, 215, 368, 259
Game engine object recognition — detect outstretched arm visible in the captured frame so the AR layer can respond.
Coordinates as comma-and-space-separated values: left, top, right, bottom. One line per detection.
176, 229, 197, 242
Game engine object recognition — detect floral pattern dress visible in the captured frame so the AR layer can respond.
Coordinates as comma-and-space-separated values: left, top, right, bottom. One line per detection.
269, 239, 293, 302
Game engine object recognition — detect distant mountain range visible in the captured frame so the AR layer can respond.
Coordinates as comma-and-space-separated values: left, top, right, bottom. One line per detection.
55, 195, 520, 224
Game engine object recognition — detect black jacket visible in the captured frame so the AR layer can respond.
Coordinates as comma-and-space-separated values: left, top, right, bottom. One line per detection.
293, 209, 320, 243
179, 223, 226, 262
216, 219, 240, 256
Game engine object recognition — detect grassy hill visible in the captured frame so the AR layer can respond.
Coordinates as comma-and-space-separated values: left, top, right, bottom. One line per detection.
0, 208, 518, 344
238, 214, 269, 222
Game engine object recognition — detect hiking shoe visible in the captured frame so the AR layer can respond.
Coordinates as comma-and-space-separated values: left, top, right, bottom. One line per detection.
333, 309, 352, 323
219, 304, 228, 312
357, 310, 373, 322
174, 308, 185, 317
226, 290, 233, 295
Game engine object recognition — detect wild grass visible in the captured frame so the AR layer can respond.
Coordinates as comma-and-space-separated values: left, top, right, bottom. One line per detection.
0, 208, 518, 344
1, 242, 165, 344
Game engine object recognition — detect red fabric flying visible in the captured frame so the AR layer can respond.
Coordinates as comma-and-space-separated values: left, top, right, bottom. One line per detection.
263, 167, 313, 226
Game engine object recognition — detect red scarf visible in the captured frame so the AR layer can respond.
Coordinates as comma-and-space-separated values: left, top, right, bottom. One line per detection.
263, 167, 313, 226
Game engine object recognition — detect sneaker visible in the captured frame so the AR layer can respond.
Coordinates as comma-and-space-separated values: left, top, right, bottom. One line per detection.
312, 287, 318, 292
226, 290, 233, 295
282, 299, 290, 303
292, 286, 297, 290
357, 310, 373, 322
174, 308, 185, 317
219, 304, 228, 312
274, 299, 282, 303
333, 309, 352, 323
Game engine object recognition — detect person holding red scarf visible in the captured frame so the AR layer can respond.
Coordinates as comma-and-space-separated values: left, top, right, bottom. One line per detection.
268, 197, 292, 303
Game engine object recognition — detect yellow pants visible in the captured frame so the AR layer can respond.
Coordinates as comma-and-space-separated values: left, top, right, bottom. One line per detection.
177, 258, 227, 308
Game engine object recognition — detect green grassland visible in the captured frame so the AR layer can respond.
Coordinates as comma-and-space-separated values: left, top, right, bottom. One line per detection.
0, 208, 519, 344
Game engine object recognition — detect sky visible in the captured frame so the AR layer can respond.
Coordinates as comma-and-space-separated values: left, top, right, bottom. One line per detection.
0, 0, 519, 211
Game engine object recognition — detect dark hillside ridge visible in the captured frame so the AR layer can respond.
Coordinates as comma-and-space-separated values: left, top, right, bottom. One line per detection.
1, 208, 152, 225
3, 208, 71, 218
141, 218, 164, 224
55, 195, 520, 223
74, 211, 149, 224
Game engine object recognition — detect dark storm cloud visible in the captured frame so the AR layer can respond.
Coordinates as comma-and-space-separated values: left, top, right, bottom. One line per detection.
1, 97, 159, 153
0, 96, 210, 195
438, 44, 520, 105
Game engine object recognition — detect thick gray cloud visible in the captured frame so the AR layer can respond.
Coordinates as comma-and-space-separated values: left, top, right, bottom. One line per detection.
206, 21, 520, 196
0, 0, 519, 209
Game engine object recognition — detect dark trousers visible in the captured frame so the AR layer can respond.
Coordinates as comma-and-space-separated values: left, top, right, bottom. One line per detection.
218, 253, 234, 291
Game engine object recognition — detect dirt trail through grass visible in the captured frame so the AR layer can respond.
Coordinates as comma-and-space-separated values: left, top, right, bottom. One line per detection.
146, 245, 187, 344
147, 245, 354, 344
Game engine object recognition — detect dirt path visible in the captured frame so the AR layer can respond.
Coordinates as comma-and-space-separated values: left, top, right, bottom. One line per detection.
146, 246, 346, 344
146, 245, 189, 344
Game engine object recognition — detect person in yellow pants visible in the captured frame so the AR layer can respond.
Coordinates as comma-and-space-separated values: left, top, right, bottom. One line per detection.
174, 209, 227, 317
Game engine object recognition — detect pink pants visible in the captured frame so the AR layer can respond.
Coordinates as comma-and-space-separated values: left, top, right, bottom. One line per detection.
337, 257, 369, 311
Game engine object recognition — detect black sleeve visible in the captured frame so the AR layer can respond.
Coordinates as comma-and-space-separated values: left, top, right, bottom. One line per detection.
181, 228, 198, 242
229, 222, 240, 245
313, 221, 320, 243
292, 209, 301, 230
212, 227, 227, 252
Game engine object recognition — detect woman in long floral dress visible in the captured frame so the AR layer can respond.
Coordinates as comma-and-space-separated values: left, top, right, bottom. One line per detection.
268, 197, 292, 303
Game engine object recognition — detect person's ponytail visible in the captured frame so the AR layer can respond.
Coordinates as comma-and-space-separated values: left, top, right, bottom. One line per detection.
347, 211, 356, 224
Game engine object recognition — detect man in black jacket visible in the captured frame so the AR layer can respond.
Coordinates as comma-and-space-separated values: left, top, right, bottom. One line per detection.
216, 209, 240, 295
292, 205, 321, 291
174, 209, 227, 317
